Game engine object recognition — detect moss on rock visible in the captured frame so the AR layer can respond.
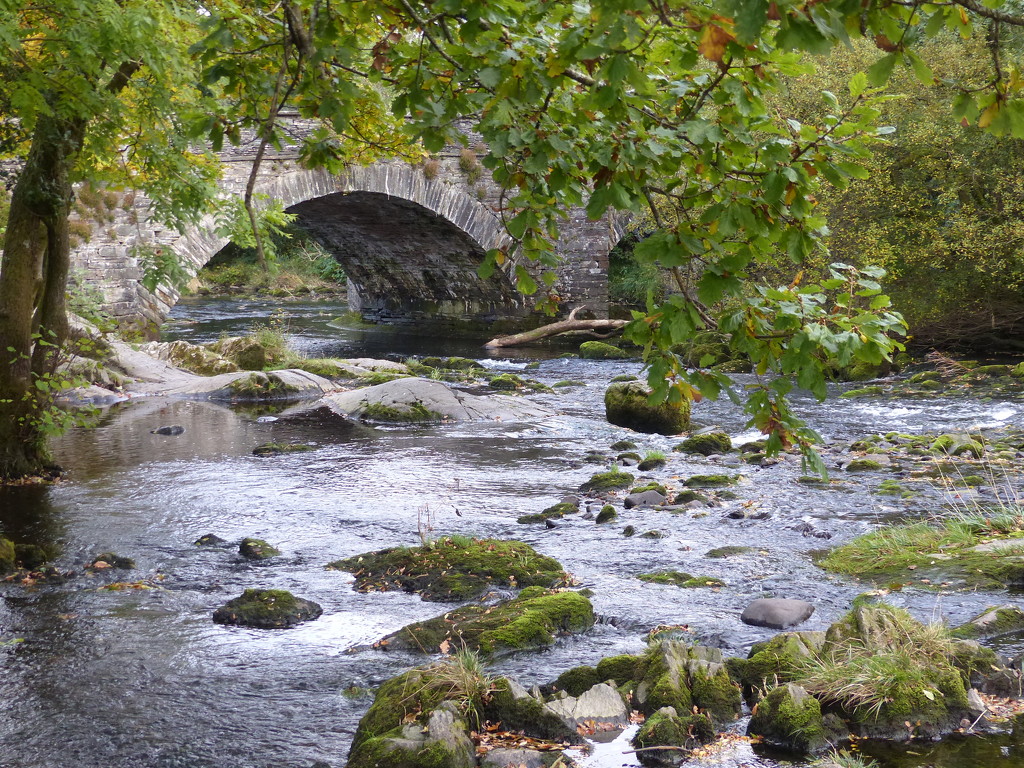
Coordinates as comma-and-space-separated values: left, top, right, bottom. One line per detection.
632, 707, 714, 765
384, 588, 595, 657
518, 501, 578, 524
605, 382, 690, 435
212, 588, 322, 628
637, 571, 724, 588
747, 683, 840, 754
0, 538, 16, 574
684, 474, 738, 488
674, 432, 732, 456
580, 341, 632, 359
595, 505, 618, 524
227, 372, 301, 399
239, 538, 280, 560
361, 401, 443, 423
580, 469, 634, 493
327, 537, 569, 602
252, 441, 315, 457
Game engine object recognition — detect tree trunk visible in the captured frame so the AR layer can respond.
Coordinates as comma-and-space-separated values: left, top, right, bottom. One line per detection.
0, 113, 84, 481
483, 306, 628, 348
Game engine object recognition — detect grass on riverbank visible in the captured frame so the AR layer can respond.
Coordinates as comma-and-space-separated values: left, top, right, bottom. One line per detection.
191, 226, 347, 298
819, 510, 1024, 589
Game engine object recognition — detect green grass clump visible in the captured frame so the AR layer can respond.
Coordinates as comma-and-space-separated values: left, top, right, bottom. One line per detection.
360, 401, 443, 423
819, 511, 1024, 589
637, 571, 725, 588
796, 604, 968, 730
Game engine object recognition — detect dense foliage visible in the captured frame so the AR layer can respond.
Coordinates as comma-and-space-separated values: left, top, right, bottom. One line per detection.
4, 0, 1024, 480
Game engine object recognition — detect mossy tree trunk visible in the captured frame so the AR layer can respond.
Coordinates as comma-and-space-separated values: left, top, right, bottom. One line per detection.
0, 113, 85, 481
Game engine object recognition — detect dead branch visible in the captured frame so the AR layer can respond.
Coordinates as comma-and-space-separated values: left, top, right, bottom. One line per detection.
484, 305, 628, 348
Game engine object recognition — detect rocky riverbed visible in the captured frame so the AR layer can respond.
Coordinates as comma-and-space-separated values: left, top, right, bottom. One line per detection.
3, 299, 1024, 768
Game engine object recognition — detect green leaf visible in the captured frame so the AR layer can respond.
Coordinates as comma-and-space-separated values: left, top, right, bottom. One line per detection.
866, 54, 898, 87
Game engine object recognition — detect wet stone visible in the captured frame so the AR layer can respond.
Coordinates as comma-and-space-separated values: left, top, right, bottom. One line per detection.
741, 598, 815, 630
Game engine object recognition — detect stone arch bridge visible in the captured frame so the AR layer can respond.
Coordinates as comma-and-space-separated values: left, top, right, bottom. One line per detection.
69, 131, 621, 334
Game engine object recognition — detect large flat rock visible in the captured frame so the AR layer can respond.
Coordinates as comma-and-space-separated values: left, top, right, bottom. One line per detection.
322, 378, 554, 422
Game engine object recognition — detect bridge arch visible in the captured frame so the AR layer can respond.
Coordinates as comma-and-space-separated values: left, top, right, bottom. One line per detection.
68, 140, 613, 332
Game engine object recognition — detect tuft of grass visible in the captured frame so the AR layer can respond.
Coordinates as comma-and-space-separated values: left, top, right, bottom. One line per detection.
795, 604, 961, 723
810, 749, 879, 768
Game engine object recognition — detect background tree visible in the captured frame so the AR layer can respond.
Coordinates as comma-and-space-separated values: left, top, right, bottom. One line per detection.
0, 0, 218, 480
5, 0, 1024, 482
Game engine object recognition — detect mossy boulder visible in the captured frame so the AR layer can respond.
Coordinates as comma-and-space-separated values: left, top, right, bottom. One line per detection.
226, 371, 301, 399
595, 505, 618, 524
0, 538, 15, 574
604, 382, 690, 435
210, 335, 286, 371
804, 603, 972, 740
579, 469, 634, 494
674, 431, 732, 456
684, 474, 738, 488
349, 674, 478, 768
488, 373, 525, 390
631, 706, 714, 766
139, 340, 240, 375
951, 605, 1024, 640
636, 641, 741, 724
327, 537, 569, 602
239, 538, 280, 560
747, 683, 845, 754
381, 587, 595, 657
610, 439, 638, 450
484, 677, 583, 745
579, 341, 632, 359
212, 588, 322, 628
729, 631, 825, 702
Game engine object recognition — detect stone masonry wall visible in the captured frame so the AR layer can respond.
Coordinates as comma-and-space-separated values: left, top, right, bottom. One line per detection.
62, 124, 614, 332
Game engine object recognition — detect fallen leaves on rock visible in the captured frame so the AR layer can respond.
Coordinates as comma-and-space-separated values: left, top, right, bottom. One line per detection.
473, 721, 573, 755
978, 692, 1024, 721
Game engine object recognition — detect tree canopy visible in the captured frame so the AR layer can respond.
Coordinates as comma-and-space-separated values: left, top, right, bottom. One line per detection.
3, 0, 1024, 480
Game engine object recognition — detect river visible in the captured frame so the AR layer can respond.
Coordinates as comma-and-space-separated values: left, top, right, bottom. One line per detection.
2, 297, 1024, 768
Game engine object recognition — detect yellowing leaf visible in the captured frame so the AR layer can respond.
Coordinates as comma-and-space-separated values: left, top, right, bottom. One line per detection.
699, 24, 734, 64
979, 102, 1000, 129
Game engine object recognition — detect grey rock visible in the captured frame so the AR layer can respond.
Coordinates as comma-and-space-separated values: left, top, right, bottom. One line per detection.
624, 490, 668, 509
544, 682, 629, 729
967, 688, 987, 719
425, 703, 476, 768
323, 378, 554, 422
741, 598, 815, 629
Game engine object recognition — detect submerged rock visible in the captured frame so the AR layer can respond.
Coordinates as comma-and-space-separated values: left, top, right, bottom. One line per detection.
604, 382, 690, 435
323, 378, 553, 423
327, 537, 569, 602
212, 588, 322, 629
150, 425, 185, 436
379, 587, 595, 657
89, 552, 135, 570
252, 442, 315, 457
951, 605, 1024, 641
740, 598, 815, 630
